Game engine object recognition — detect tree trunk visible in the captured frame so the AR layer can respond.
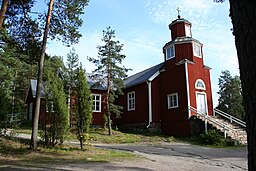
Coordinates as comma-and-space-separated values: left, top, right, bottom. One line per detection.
229, 1, 256, 170
30, 0, 54, 150
107, 61, 112, 136
0, 0, 8, 28
79, 114, 83, 150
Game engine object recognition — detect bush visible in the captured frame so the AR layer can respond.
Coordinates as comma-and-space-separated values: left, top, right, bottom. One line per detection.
199, 130, 225, 146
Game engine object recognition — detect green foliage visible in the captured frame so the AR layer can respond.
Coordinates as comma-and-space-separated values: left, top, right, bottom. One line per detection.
0, 38, 36, 121
1, 1, 42, 65
74, 65, 93, 149
43, 56, 69, 146
217, 70, 245, 120
198, 130, 225, 146
66, 48, 79, 88
65, 48, 80, 127
88, 26, 131, 135
49, 0, 89, 46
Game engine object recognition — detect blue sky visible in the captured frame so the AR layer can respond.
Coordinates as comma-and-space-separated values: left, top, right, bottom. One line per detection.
43, 0, 239, 106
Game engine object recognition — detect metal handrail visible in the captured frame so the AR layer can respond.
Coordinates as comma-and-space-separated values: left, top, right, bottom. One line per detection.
214, 108, 246, 128
6, 112, 25, 122
189, 106, 233, 132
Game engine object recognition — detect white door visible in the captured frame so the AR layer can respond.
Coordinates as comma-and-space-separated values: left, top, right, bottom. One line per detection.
196, 93, 207, 114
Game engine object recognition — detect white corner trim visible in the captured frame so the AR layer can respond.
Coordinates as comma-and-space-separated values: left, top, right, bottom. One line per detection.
146, 81, 152, 128
185, 62, 191, 118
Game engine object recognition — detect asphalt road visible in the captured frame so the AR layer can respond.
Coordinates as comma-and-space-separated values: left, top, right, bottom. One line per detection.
94, 142, 248, 171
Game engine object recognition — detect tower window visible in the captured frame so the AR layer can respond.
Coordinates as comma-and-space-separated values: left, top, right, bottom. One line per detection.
193, 43, 201, 57
185, 24, 191, 37
166, 45, 175, 60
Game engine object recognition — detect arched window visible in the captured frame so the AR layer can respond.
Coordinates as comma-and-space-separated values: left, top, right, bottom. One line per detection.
195, 79, 206, 90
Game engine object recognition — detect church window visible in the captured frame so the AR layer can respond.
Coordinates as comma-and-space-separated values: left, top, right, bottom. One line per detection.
193, 43, 201, 57
127, 91, 135, 111
195, 79, 206, 90
167, 93, 178, 109
92, 94, 101, 112
166, 45, 175, 60
185, 24, 191, 37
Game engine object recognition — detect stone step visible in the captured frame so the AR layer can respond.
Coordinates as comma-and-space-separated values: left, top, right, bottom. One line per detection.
198, 114, 247, 145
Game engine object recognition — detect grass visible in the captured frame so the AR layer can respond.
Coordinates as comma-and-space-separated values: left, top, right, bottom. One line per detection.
69, 128, 175, 144
13, 126, 242, 148
0, 136, 137, 168
15, 128, 32, 135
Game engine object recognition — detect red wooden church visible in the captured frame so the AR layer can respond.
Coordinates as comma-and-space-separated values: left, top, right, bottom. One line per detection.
116, 16, 213, 136
26, 16, 213, 136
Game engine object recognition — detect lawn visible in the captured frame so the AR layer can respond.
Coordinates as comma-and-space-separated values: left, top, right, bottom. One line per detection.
0, 136, 137, 168
15, 127, 175, 144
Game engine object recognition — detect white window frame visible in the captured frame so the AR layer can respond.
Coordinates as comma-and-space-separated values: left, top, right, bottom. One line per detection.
185, 24, 191, 37
92, 94, 101, 112
166, 45, 175, 60
167, 93, 178, 109
193, 43, 202, 58
195, 79, 206, 90
127, 91, 135, 111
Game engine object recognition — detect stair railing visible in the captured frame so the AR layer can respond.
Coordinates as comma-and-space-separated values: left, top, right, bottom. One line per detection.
189, 106, 233, 138
214, 108, 246, 128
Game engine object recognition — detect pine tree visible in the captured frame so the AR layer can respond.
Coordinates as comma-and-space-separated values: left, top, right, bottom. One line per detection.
0, 41, 35, 123
65, 48, 79, 127
217, 70, 245, 120
74, 65, 93, 150
88, 26, 130, 135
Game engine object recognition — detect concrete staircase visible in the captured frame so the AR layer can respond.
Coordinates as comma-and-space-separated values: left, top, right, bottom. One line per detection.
189, 107, 247, 145
207, 116, 247, 145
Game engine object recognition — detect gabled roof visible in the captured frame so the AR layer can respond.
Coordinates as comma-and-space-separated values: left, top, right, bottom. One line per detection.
30, 79, 45, 98
124, 62, 164, 88
30, 76, 107, 99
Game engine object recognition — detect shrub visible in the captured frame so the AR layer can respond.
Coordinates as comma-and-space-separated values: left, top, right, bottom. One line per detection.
199, 130, 225, 145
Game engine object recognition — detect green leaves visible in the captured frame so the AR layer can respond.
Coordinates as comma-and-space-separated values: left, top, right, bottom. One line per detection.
217, 70, 245, 120
49, 0, 89, 46
88, 26, 131, 135
43, 56, 69, 146
74, 65, 93, 149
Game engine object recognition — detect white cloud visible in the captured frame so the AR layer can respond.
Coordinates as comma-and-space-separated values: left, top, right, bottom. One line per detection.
145, 0, 212, 25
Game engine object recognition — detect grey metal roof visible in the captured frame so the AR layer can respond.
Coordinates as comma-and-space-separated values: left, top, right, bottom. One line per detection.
30, 79, 45, 98
124, 62, 164, 88
163, 36, 201, 49
169, 18, 192, 27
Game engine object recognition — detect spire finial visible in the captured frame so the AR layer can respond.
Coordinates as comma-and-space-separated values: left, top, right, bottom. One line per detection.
177, 7, 181, 19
